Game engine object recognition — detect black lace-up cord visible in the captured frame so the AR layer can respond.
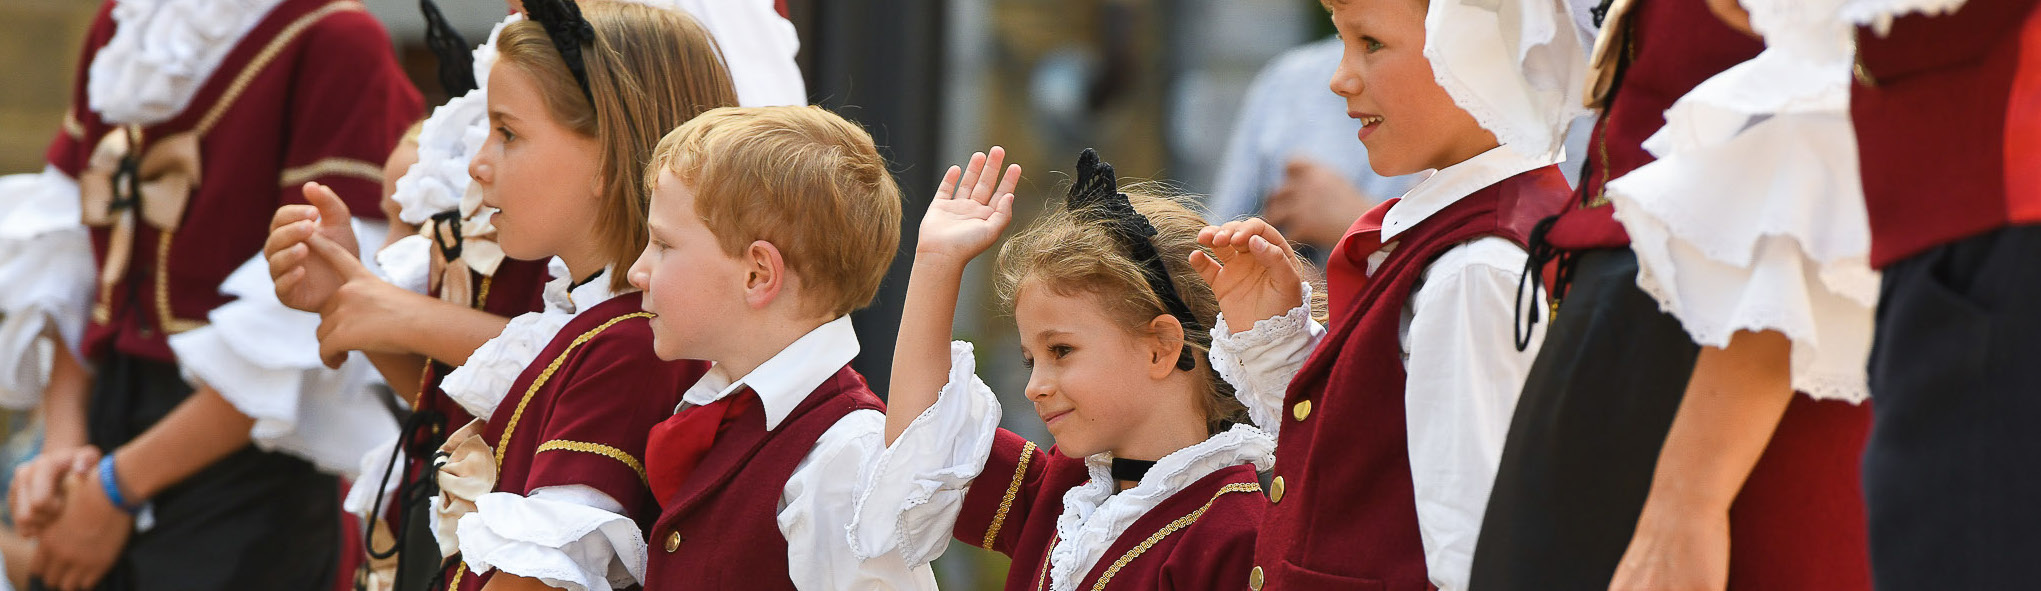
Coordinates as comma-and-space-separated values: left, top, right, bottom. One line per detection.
1514, 215, 1575, 352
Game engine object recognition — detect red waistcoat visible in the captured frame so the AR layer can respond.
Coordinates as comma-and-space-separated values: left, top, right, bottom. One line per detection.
1545, 0, 1766, 250
444, 292, 707, 591
952, 430, 1266, 591
640, 366, 884, 591
46, 0, 422, 361
1852, 0, 2041, 266
1253, 166, 1571, 590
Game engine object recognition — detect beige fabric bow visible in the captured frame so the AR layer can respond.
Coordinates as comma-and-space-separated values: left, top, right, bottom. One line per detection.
1584, 0, 1637, 109
77, 129, 200, 290
432, 418, 498, 559
423, 184, 506, 306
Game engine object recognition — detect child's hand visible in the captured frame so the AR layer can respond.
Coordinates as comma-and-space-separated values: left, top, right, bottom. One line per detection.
266, 182, 363, 313
917, 147, 1020, 267
1189, 219, 1305, 333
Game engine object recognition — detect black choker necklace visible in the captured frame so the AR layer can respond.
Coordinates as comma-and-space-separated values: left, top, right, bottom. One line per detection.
1110, 458, 1157, 482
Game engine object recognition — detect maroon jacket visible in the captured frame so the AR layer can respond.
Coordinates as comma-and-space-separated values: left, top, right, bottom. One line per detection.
1253, 166, 1571, 590
952, 430, 1266, 591
47, 0, 422, 361
641, 366, 883, 590
1853, 0, 2041, 266
444, 293, 707, 590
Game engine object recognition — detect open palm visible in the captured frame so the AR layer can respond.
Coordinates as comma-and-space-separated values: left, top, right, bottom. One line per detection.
918, 146, 1021, 263
1189, 218, 1305, 333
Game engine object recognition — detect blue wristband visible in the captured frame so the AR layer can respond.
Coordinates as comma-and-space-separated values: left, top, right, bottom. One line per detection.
98, 455, 140, 515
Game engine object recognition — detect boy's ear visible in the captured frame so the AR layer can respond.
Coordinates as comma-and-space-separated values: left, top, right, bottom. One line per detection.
744, 240, 786, 310
1145, 314, 1186, 380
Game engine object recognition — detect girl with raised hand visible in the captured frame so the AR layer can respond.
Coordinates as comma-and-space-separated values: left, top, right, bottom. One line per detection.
848, 147, 1275, 591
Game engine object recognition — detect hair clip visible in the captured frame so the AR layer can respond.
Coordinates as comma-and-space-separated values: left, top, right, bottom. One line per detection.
1067, 148, 1205, 372
419, 0, 476, 96
522, 0, 598, 105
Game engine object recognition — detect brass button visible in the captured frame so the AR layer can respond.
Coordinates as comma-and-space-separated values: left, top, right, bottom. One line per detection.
1293, 400, 1312, 421
664, 531, 681, 553
1248, 565, 1265, 590
1269, 476, 1286, 504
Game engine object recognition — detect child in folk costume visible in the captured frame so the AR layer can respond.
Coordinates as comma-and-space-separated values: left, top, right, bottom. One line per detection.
290, 1, 736, 589
259, 1, 803, 587
1190, 0, 1587, 587
1469, 0, 1876, 588
846, 147, 1275, 591
0, 0, 420, 588
1847, 0, 2041, 587
623, 106, 934, 590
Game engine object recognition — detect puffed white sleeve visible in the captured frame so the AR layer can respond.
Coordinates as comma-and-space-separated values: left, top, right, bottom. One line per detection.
0, 167, 97, 409
1607, 0, 1874, 403
844, 340, 1003, 569
1208, 282, 1325, 436
167, 218, 399, 477
454, 486, 647, 591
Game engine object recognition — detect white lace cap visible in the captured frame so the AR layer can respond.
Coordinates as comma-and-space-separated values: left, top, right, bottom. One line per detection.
1424, 0, 1593, 163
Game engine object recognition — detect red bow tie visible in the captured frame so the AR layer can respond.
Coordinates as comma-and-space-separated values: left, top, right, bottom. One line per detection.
645, 388, 761, 502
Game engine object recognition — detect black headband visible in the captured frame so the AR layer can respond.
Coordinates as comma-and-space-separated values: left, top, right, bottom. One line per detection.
1067, 148, 1204, 372
523, 0, 598, 106
419, 0, 476, 96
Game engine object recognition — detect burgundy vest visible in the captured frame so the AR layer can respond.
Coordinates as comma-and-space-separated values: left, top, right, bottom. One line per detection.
1253, 166, 1570, 590
1853, 0, 2041, 266
641, 366, 885, 590
1545, 0, 1766, 251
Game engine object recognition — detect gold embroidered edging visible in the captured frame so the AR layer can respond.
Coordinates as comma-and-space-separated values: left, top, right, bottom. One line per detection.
494, 312, 654, 468
1087, 482, 1263, 590
155, 232, 205, 334
445, 562, 466, 591
536, 440, 648, 486
280, 157, 382, 188
983, 440, 1037, 548
195, 1, 364, 135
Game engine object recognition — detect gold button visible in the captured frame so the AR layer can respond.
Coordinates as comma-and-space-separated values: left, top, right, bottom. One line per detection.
1293, 399, 1312, 421
1248, 565, 1265, 590
664, 531, 681, 553
1269, 475, 1286, 503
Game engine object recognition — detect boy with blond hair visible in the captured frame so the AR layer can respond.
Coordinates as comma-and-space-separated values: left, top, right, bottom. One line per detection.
625, 105, 934, 590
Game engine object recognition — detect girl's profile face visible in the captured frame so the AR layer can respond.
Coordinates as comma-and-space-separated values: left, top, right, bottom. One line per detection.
1013, 284, 1190, 459
1327, 0, 1499, 175
469, 63, 604, 263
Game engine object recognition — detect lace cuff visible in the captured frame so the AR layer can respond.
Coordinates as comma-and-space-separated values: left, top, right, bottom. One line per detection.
455, 492, 648, 591
169, 223, 399, 475
1208, 283, 1324, 434
847, 340, 1002, 567
0, 168, 96, 409
374, 234, 431, 295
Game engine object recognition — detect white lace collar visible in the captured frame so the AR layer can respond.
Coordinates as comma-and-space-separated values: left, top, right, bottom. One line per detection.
87, 0, 288, 125
441, 259, 630, 419
1045, 424, 1276, 591
1423, 0, 1591, 164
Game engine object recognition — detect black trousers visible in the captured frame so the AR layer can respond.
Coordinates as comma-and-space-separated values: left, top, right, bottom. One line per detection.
1864, 225, 2041, 590
1468, 248, 1702, 590
33, 353, 340, 591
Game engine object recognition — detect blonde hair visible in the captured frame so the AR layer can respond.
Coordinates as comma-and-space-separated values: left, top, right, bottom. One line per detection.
995, 188, 1248, 435
496, 1, 739, 291
645, 106, 903, 318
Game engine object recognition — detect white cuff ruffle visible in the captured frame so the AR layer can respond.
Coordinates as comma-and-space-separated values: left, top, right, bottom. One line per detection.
1607, 0, 1874, 403
847, 340, 1001, 566
0, 168, 96, 409
374, 234, 431, 295
1208, 282, 1324, 435
169, 219, 400, 475
456, 492, 648, 591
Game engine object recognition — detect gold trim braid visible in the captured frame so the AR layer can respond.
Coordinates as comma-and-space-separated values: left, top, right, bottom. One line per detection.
1088, 482, 1263, 590
280, 157, 383, 188
535, 440, 649, 486
983, 440, 1037, 548
494, 312, 655, 469
196, 1, 365, 136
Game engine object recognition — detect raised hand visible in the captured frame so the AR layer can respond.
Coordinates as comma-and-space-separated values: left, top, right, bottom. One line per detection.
1188, 218, 1306, 333
266, 182, 364, 312
305, 233, 406, 369
917, 147, 1021, 266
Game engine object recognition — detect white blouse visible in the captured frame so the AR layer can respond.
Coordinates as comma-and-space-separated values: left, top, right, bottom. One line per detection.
0, 167, 96, 409
847, 340, 1276, 591
1206, 146, 1555, 591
